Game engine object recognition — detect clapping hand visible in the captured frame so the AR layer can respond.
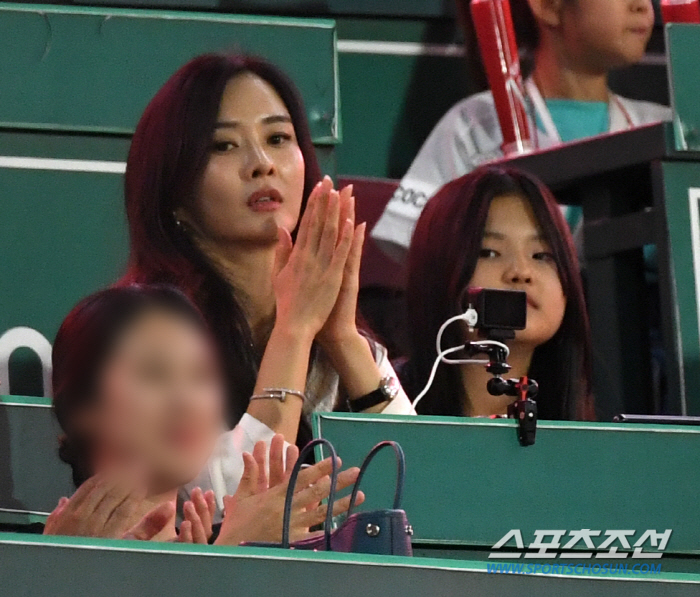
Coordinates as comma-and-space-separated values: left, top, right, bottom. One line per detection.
44, 472, 175, 541
178, 486, 216, 544
215, 435, 365, 545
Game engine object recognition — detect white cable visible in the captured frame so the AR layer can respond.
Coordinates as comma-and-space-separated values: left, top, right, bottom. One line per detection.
412, 346, 470, 409
411, 312, 510, 409
442, 341, 510, 365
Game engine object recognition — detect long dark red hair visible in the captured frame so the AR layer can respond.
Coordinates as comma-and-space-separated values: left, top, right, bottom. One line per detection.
120, 54, 321, 427
402, 166, 594, 420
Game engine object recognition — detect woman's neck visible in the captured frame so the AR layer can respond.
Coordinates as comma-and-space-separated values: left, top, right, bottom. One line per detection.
532, 39, 609, 102
198, 239, 277, 346
460, 343, 534, 417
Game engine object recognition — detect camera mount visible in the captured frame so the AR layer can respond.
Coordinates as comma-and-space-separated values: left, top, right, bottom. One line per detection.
463, 338, 539, 447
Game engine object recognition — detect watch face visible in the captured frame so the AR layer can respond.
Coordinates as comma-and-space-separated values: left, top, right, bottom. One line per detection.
381, 376, 399, 400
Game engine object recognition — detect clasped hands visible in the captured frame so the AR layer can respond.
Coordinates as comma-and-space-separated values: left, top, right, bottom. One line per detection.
273, 176, 365, 349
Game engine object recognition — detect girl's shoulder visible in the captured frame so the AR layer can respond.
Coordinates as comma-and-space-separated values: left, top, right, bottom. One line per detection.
614, 95, 672, 126
436, 89, 500, 133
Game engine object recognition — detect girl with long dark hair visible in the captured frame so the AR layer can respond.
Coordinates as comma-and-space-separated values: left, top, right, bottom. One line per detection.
119, 54, 413, 506
401, 166, 594, 420
46, 285, 362, 543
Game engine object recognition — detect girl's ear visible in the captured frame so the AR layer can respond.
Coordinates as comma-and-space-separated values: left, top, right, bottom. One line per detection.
527, 0, 564, 28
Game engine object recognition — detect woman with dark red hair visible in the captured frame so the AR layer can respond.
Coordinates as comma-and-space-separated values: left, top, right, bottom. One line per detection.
119, 54, 413, 512
401, 166, 594, 421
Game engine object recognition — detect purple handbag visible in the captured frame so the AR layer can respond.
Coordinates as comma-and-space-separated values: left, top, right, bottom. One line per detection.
244, 439, 413, 557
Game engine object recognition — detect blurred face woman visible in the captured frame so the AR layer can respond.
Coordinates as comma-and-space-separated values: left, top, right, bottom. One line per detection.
51, 286, 223, 540
404, 166, 593, 420
47, 286, 363, 544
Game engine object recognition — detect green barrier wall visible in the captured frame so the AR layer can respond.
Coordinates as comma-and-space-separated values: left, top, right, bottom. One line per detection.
0, 396, 72, 518
661, 160, 700, 413
314, 413, 700, 556
2, 533, 699, 597
0, 3, 338, 141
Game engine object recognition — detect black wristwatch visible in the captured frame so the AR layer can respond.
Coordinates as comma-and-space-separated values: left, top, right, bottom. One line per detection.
347, 376, 400, 412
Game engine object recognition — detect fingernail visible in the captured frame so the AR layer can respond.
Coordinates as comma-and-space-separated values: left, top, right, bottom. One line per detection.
347, 184, 354, 195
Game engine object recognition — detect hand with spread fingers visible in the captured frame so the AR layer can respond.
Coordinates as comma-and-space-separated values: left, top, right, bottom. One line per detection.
214, 435, 364, 546
178, 486, 217, 544
44, 472, 176, 541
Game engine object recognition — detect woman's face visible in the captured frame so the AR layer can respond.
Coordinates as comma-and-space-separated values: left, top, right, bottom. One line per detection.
89, 310, 224, 494
468, 193, 566, 348
182, 72, 306, 246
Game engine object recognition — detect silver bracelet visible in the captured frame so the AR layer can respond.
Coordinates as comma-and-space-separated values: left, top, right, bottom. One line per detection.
250, 388, 306, 403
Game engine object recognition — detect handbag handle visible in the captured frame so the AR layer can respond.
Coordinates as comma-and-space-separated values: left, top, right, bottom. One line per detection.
347, 441, 405, 517
281, 438, 338, 551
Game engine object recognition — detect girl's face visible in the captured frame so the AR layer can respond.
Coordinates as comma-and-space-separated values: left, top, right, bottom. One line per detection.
468, 194, 566, 348
88, 310, 224, 494
558, 0, 654, 71
183, 72, 306, 246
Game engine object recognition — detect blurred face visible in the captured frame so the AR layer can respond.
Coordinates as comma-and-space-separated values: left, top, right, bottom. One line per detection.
468, 194, 566, 347
88, 310, 224, 494
558, 0, 653, 71
181, 72, 306, 246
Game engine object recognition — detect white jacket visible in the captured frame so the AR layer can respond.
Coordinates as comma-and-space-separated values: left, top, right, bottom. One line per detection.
371, 80, 672, 264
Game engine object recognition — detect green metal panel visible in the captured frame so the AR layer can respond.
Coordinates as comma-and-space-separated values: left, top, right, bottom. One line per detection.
335, 18, 473, 179
661, 160, 700, 415
0, 131, 129, 344
314, 413, 700, 555
2, 533, 699, 597
0, 3, 338, 142
77, 0, 456, 18
666, 24, 700, 151
336, 51, 471, 179
0, 396, 72, 518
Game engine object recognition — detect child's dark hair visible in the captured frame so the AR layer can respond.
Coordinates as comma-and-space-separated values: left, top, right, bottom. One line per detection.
52, 284, 209, 487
